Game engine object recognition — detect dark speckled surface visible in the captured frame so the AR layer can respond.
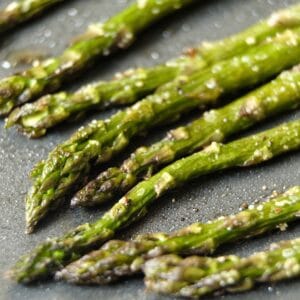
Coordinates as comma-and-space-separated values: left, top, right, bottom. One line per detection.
0, 0, 300, 299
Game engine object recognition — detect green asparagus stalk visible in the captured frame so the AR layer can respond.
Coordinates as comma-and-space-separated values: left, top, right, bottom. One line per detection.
6, 3, 300, 137
56, 186, 300, 285
0, 0, 64, 33
9, 120, 300, 283
72, 65, 300, 207
144, 238, 300, 298
0, 0, 197, 116
25, 28, 300, 233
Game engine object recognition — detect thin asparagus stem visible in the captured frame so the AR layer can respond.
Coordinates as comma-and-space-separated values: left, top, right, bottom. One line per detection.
6, 3, 300, 137
9, 120, 300, 283
25, 28, 300, 233
73, 65, 300, 207
0, 0, 64, 33
56, 186, 300, 285
0, 0, 196, 115
144, 238, 300, 298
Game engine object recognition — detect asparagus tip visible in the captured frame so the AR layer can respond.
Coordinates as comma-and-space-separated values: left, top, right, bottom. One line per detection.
25, 225, 34, 235
70, 191, 93, 207
25, 213, 37, 234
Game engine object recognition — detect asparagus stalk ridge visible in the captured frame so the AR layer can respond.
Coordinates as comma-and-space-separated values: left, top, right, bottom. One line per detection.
144, 238, 300, 298
56, 186, 300, 285
9, 120, 300, 283
25, 28, 300, 233
6, 3, 300, 137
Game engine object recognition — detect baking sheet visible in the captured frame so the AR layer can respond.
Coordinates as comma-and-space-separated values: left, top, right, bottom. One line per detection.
0, 0, 300, 299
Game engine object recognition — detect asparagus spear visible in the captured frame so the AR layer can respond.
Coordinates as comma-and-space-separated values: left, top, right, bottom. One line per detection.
25, 28, 300, 233
6, 3, 300, 137
0, 0, 64, 33
5, 56, 206, 138
144, 238, 300, 298
9, 120, 300, 283
0, 0, 197, 116
56, 186, 300, 285
72, 65, 300, 207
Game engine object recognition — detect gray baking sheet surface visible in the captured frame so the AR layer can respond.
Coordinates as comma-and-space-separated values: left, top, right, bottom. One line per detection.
0, 0, 300, 299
